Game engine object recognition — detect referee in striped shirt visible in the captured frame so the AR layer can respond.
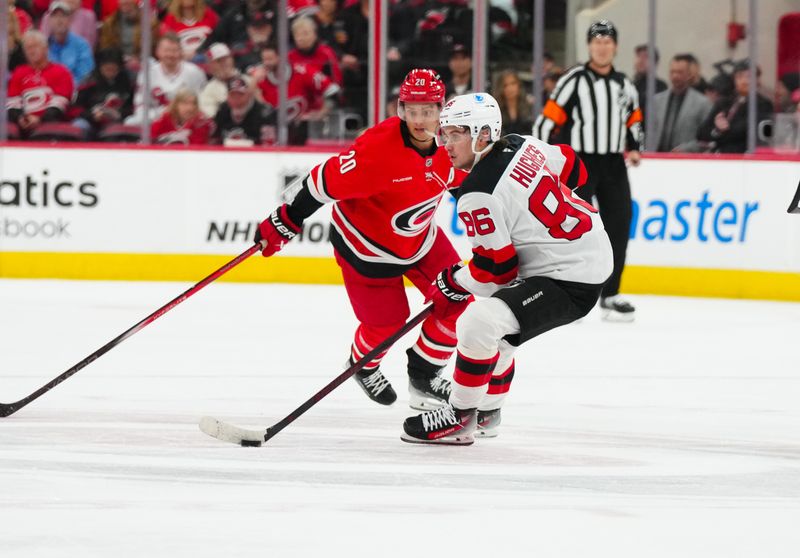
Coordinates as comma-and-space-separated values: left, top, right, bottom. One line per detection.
533, 20, 642, 321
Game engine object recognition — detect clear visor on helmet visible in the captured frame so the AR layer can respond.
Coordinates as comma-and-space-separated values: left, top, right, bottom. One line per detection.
397, 102, 441, 122
436, 125, 473, 147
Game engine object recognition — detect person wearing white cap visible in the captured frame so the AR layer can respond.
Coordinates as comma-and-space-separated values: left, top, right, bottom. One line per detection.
40, 0, 98, 48
44, 0, 95, 84
199, 43, 253, 118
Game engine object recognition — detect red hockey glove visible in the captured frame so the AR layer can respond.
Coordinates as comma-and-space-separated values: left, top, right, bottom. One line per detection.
254, 204, 301, 257
428, 263, 473, 320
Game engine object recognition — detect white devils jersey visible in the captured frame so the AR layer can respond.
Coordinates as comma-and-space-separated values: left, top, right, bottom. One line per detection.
453, 134, 613, 297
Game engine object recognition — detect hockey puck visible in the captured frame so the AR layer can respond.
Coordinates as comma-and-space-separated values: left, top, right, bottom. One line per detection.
240, 439, 263, 447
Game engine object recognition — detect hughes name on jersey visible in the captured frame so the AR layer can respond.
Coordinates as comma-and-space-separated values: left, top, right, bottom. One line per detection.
286, 116, 461, 276
454, 135, 613, 296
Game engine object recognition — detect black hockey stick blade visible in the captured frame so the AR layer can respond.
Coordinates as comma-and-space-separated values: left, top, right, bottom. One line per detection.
0, 244, 261, 418
199, 305, 434, 446
788, 180, 800, 214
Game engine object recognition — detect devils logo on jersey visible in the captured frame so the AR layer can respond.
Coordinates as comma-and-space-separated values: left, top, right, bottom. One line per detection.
391, 194, 441, 237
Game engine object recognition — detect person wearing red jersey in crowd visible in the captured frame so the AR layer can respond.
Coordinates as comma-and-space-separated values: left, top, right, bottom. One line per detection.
150, 88, 214, 144
251, 42, 339, 144
125, 33, 207, 125
7, 30, 75, 137
288, 16, 342, 86
11, 0, 33, 34
160, 0, 220, 61
253, 69, 466, 409
401, 93, 612, 445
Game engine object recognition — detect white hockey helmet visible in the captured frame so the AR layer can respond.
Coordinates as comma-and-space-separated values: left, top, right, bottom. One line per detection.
439, 92, 503, 143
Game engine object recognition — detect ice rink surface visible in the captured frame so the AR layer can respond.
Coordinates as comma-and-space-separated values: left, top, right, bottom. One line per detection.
1, 278, 799, 557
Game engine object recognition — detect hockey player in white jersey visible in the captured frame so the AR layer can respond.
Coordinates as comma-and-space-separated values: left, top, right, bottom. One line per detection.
402, 93, 614, 445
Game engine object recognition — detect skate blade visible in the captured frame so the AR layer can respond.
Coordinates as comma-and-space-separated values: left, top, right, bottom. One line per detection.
475, 428, 499, 438
400, 432, 474, 446
601, 309, 635, 323
408, 389, 448, 411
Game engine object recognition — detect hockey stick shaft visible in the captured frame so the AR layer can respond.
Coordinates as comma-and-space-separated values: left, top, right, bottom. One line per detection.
0, 244, 261, 418
262, 305, 434, 442
788, 179, 800, 214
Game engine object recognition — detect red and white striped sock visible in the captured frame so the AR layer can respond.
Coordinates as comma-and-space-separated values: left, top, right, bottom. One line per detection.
450, 350, 499, 410
350, 325, 390, 371
409, 318, 457, 370
480, 360, 515, 410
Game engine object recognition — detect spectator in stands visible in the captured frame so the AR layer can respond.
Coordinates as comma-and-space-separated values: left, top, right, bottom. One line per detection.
125, 33, 208, 124
199, 42, 249, 117
444, 44, 472, 99
632, 44, 666, 120
686, 54, 709, 94
7, 31, 75, 138
151, 88, 214, 144
230, 9, 275, 72
99, 0, 161, 75
493, 68, 533, 136
652, 53, 712, 152
705, 73, 734, 106
314, 0, 342, 52
160, 0, 220, 61
289, 16, 343, 85
7, 8, 27, 72
775, 73, 800, 113
251, 42, 340, 144
11, 0, 33, 35
201, 0, 273, 53
289, 0, 318, 18
44, 1, 94, 85
41, 0, 98, 49
335, 0, 368, 117
74, 47, 134, 137
696, 59, 773, 153
213, 75, 276, 145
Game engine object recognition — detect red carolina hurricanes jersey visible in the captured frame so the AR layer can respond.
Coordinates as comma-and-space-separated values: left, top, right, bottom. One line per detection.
7, 63, 74, 117
304, 116, 462, 267
257, 63, 340, 119
160, 11, 219, 56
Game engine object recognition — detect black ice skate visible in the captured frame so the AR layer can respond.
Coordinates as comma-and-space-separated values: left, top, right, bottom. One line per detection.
401, 404, 477, 445
352, 364, 397, 405
600, 295, 636, 322
476, 408, 501, 438
408, 374, 452, 410
406, 348, 452, 410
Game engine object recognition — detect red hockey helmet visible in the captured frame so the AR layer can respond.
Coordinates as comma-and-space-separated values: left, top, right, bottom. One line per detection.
398, 69, 446, 105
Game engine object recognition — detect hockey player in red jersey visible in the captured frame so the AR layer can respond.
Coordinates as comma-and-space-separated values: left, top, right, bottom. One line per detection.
254, 69, 466, 409
402, 93, 614, 445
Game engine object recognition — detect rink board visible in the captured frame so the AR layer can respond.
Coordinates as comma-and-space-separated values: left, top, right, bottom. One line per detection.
0, 145, 798, 300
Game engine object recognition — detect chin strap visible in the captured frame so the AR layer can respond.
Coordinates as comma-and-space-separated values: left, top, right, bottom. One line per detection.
469, 136, 493, 170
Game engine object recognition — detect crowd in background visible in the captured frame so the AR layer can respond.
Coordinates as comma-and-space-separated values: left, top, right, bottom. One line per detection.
4, 0, 799, 150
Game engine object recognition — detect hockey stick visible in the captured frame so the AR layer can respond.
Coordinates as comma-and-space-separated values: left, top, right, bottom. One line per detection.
0, 244, 261, 418
199, 305, 434, 446
788, 179, 800, 214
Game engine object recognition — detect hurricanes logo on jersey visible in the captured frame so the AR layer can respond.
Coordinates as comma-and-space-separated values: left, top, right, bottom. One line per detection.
391, 194, 441, 237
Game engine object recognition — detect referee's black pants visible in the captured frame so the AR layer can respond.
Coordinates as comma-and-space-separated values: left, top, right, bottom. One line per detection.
574, 153, 632, 298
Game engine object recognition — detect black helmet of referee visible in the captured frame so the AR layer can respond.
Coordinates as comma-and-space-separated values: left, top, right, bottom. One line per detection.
587, 20, 618, 43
